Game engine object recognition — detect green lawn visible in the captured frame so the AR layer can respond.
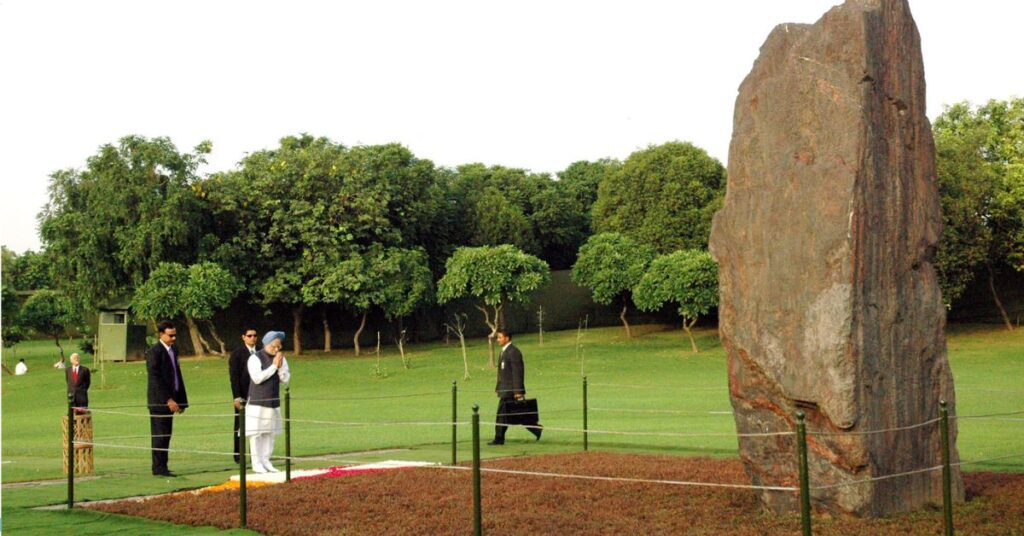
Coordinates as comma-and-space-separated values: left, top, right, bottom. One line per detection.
2, 323, 1021, 533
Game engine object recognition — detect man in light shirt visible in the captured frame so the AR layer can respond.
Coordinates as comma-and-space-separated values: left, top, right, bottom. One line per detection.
245, 330, 290, 473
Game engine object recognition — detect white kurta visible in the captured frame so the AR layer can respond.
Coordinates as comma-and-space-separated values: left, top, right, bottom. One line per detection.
245, 355, 290, 437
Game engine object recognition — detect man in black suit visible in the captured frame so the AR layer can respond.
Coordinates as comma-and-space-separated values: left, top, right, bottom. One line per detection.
66, 353, 90, 413
489, 328, 542, 445
228, 327, 259, 463
147, 320, 189, 477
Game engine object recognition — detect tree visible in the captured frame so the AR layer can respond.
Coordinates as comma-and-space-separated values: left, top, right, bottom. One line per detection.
437, 245, 550, 367
18, 289, 78, 361
633, 250, 719, 353
557, 158, 621, 230
38, 135, 212, 312
592, 141, 725, 254
132, 262, 240, 356
571, 233, 657, 338
933, 98, 1024, 328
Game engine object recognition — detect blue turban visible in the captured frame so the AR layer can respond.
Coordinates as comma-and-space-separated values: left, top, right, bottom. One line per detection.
262, 331, 286, 346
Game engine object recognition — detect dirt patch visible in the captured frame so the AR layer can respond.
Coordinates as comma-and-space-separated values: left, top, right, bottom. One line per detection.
88, 453, 1024, 535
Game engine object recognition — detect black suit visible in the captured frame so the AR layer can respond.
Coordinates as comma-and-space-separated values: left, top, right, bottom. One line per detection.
495, 343, 538, 442
66, 365, 90, 410
147, 342, 188, 475
228, 344, 256, 462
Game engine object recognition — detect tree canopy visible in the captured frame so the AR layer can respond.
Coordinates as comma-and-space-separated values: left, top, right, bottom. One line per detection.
592, 141, 725, 254
571, 232, 656, 338
633, 250, 719, 353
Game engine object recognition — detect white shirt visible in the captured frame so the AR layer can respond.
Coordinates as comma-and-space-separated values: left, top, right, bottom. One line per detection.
15, 362, 28, 375
501, 342, 512, 354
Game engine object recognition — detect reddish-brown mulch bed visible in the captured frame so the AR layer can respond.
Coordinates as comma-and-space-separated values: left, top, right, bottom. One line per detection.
88, 453, 1024, 535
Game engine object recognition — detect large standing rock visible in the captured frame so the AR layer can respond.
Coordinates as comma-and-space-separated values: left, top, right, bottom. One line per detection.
708, 0, 963, 517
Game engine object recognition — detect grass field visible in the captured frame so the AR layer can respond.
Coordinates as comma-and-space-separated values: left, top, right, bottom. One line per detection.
1, 323, 1022, 533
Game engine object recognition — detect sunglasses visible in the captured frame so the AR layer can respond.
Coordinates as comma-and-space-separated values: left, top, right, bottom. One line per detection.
244, 334, 258, 338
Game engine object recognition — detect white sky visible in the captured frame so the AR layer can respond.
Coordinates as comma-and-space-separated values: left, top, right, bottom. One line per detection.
1, 0, 1021, 253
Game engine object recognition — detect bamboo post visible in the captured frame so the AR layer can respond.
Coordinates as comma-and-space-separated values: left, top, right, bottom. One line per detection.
796, 411, 811, 536
583, 376, 589, 451
472, 403, 482, 536
285, 384, 292, 483
239, 398, 247, 528
940, 400, 954, 536
67, 393, 74, 510
452, 381, 458, 466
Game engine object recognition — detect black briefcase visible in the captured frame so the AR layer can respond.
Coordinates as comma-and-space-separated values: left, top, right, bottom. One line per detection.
503, 398, 539, 426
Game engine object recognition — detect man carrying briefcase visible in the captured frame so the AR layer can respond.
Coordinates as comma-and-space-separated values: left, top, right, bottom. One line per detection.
489, 328, 543, 445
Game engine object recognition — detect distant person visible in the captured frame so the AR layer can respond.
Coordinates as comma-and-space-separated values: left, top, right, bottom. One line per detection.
489, 329, 542, 445
54, 356, 66, 369
246, 331, 290, 473
229, 327, 259, 463
66, 353, 91, 413
146, 320, 189, 477
15, 358, 28, 375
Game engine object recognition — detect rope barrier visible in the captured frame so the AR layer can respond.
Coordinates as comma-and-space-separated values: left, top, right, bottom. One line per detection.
953, 453, 1024, 467
456, 465, 799, 492
293, 392, 449, 401
590, 407, 734, 416
83, 397, 282, 410
807, 418, 940, 436
955, 410, 1024, 420
809, 465, 944, 490
588, 383, 726, 391
477, 421, 794, 438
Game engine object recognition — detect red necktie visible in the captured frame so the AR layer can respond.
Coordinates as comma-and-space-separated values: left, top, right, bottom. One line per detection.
73, 368, 78, 383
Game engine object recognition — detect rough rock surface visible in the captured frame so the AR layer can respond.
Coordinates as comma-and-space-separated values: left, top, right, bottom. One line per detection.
709, 0, 963, 517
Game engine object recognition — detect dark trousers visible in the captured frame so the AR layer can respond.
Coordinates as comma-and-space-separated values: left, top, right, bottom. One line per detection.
494, 398, 513, 441
150, 410, 174, 474
233, 407, 242, 463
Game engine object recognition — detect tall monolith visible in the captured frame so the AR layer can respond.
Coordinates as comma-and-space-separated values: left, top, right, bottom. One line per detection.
708, 0, 963, 517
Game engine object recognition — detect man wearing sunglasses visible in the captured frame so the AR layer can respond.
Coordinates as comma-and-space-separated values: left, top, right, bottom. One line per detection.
146, 320, 189, 477
229, 327, 260, 463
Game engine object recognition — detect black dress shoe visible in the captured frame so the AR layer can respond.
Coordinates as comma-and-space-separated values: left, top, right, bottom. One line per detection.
153, 470, 178, 477
487, 440, 504, 446
533, 425, 543, 441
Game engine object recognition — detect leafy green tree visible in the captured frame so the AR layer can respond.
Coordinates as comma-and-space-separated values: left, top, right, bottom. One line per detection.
18, 289, 78, 361
471, 187, 539, 255
933, 98, 1024, 328
308, 246, 434, 356
39, 136, 212, 312
437, 245, 550, 367
633, 250, 718, 353
557, 158, 621, 228
132, 262, 239, 356
530, 183, 589, 270
571, 233, 656, 338
592, 141, 725, 254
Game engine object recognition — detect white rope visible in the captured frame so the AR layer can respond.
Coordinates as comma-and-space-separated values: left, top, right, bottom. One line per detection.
953, 453, 1024, 467
955, 410, 1024, 420
807, 418, 940, 436
80, 407, 468, 428
478, 421, 793, 438
590, 407, 733, 416
589, 383, 725, 391
809, 465, 943, 490
462, 465, 798, 492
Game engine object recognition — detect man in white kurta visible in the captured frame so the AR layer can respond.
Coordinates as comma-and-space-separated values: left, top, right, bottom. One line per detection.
246, 331, 290, 473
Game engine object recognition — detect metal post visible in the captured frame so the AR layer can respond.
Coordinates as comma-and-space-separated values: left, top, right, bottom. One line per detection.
452, 381, 458, 466
796, 411, 811, 536
67, 392, 74, 510
940, 400, 954, 536
285, 384, 291, 483
239, 398, 247, 528
472, 403, 482, 536
583, 376, 589, 451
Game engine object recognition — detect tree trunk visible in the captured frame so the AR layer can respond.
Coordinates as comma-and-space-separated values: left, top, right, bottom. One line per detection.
53, 334, 66, 362
292, 304, 305, 355
476, 304, 500, 368
184, 315, 207, 357
620, 302, 633, 339
353, 311, 368, 356
987, 263, 1014, 330
204, 319, 227, 355
459, 333, 470, 380
682, 317, 699, 354
322, 308, 332, 352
